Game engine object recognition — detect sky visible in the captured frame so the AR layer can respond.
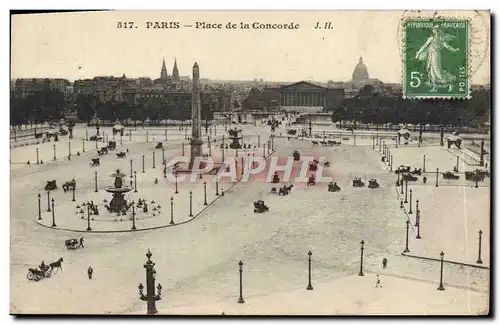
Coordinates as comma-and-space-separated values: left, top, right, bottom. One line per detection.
10, 10, 490, 84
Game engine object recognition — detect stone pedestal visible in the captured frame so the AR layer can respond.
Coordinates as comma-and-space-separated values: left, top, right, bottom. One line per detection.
189, 138, 204, 169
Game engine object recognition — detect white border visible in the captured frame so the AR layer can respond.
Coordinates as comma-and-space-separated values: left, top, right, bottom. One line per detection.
2, 1, 497, 325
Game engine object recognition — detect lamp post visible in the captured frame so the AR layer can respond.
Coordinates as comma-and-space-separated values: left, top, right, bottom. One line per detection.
416, 210, 421, 239
203, 181, 208, 205
86, 204, 92, 231
372, 136, 375, 149
94, 171, 98, 192
189, 191, 193, 217
263, 143, 266, 158
215, 177, 219, 196
47, 190, 51, 212
134, 171, 138, 193
238, 261, 245, 303
146, 131, 149, 143
170, 197, 175, 224
182, 142, 185, 156
142, 155, 145, 173
456, 156, 459, 172
435, 168, 439, 187
415, 200, 419, 225
53, 144, 56, 160
165, 128, 167, 141
404, 181, 408, 203
130, 159, 133, 178
86, 129, 88, 141
36, 148, 39, 164
138, 249, 162, 315
131, 203, 136, 230
68, 140, 71, 160
306, 250, 314, 290
404, 220, 410, 253
82, 139, 85, 153
477, 230, 483, 264
258, 134, 261, 147
51, 198, 56, 227
153, 151, 156, 169
37, 193, 41, 220
358, 240, 365, 276
437, 252, 445, 291
72, 181, 76, 201
174, 171, 178, 194
409, 190, 413, 214
423, 155, 426, 172
390, 154, 393, 172
162, 148, 165, 165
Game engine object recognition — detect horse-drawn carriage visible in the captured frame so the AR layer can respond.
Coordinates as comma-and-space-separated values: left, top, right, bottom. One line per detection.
368, 179, 380, 189
271, 172, 280, 184
307, 175, 316, 186
26, 265, 52, 282
287, 129, 297, 136
253, 200, 269, 213
328, 182, 341, 192
98, 147, 109, 156
89, 135, 103, 142
352, 177, 365, 187
65, 238, 81, 250
465, 169, 489, 182
116, 151, 127, 159
293, 150, 300, 161
327, 140, 339, 146
395, 165, 411, 174
90, 158, 100, 167
442, 171, 460, 180
410, 168, 422, 175
155, 142, 163, 149
401, 173, 418, 182
108, 141, 117, 150
62, 179, 76, 193
45, 180, 57, 191
278, 184, 294, 196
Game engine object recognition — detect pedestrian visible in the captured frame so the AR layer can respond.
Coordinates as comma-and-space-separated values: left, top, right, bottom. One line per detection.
78, 237, 84, 248
87, 266, 93, 280
382, 258, 387, 269
375, 275, 382, 288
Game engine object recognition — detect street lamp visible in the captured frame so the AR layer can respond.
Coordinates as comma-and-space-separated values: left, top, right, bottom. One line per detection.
409, 189, 413, 214
358, 240, 365, 276
306, 250, 314, 290
82, 139, 85, 153
203, 181, 208, 205
36, 148, 39, 164
94, 171, 98, 193
437, 252, 445, 291
416, 210, 421, 239
404, 220, 410, 253
131, 202, 136, 230
182, 142, 185, 156
72, 181, 76, 202
414, 200, 419, 225
142, 155, 145, 173
53, 144, 56, 160
237, 260, 245, 303
68, 140, 71, 160
215, 177, 220, 196
138, 249, 162, 315
435, 168, 439, 187
153, 151, 156, 169
477, 230, 483, 264
390, 154, 393, 172
37, 193, 42, 220
189, 191, 193, 217
47, 190, 51, 212
86, 204, 92, 231
404, 181, 408, 203
51, 198, 56, 227
170, 197, 174, 225
134, 171, 138, 193
423, 155, 426, 172
130, 159, 133, 178
162, 148, 165, 165
263, 143, 266, 158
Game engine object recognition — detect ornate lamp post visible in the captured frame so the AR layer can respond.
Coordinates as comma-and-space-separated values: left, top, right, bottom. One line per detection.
170, 197, 175, 225
165, 128, 168, 141
72, 180, 76, 202
237, 260, 245, 304
86, 204, 92, 231
162, 148, 165, 165
435, 168, 439, 187
404, 220, 410, 253
263, 143, 266, 158
130, 159, 133, 178
358, 240, 365, 276
94, 171, 98, 192
131, 202, 136, 230
138, 249, 162, 315
68, 140, 71, 160
37, 193, 42, 220
306, 250, 314, 290
53, 144, 56, 160
409, 189, 413, 214
146, 131, 149, 143
203, 181, 208, 205
404, 181, 408, 203
174, 171, 179, 194
390, 154, 393, 172
257, 134, 261, 147
181, 142, 185, 156
142, 155, 145, 173
153, 151, 156, 169
372, 136, 375, 149
437, 252, 445, 291
51, 198, 56, 227
423, 155, 426, 172
477, 230, 483, 264
416, 210, 421, 239
189, 191, 193, 217
36, 148, 39, 164
82, 139, 85, 153
47, 190, 51, 212
215, 177, 220, 196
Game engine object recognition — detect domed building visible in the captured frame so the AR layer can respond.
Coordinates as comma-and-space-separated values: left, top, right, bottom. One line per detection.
352, 56, 369, 83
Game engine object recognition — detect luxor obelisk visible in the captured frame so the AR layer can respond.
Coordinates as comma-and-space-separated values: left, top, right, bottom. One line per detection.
189, 62, 203, 169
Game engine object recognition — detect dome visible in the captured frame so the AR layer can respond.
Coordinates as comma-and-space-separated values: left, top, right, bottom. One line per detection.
352, 57, 369, 82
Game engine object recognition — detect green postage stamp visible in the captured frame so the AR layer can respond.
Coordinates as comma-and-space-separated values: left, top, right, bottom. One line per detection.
403, 18, 470, 98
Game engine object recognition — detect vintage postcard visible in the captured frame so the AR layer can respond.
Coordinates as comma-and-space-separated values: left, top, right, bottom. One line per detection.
10, 10, 491, 315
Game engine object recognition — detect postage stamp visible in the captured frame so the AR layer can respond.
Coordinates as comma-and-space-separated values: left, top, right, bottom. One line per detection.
403, 18, 470, 98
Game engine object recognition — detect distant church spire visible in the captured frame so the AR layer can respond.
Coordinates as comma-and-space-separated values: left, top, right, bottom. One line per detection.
161, 58, 168, 79
172, 57, 180, 81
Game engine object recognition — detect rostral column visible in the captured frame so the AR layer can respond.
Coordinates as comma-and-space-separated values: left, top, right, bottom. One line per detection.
189, 62, 203, 169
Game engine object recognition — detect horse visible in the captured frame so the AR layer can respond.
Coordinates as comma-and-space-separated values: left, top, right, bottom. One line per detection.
49, 257, 64, 273
311, 141, 319, 146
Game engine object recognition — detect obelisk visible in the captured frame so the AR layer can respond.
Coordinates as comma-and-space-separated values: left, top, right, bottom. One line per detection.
189, 62, 203, 169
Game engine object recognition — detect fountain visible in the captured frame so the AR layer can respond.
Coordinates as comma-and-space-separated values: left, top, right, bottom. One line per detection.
105, 169, 132, 213
228, 128, 243, 149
